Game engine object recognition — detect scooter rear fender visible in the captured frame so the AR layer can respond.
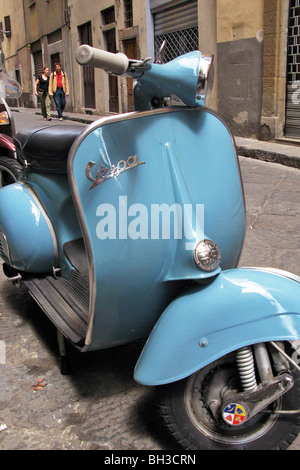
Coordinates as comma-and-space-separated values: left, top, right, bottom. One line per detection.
0, 132, 15, 152
134, 268, 300, 386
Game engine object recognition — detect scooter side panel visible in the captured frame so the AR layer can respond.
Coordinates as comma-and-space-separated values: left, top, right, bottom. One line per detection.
24, 173, 83, 277
0, 183, 55, 272
69, 108, 245, 349
134, 268, 300, 385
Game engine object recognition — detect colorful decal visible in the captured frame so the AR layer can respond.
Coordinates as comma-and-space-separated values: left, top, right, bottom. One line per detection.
223, 403, 247, 426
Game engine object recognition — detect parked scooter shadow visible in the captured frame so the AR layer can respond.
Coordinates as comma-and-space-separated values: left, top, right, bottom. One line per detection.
2, 276, 179, 448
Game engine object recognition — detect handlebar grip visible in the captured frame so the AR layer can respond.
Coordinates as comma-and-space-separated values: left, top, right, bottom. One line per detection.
76, 45, 129, 75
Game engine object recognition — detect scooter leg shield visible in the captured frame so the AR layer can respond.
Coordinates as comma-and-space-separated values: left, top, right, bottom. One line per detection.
134, 268, 300, 386
0, 183, 56, 273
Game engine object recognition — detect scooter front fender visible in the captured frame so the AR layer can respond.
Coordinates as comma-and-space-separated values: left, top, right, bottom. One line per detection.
134, 268, 300, 386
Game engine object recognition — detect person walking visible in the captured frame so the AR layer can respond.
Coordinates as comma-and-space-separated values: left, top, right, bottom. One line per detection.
34, 66, 52, 121
49, 63, 70, 121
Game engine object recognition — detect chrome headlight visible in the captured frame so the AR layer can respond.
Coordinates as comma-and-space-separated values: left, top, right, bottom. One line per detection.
193, 239, 221, 272
197, 54, 214, 105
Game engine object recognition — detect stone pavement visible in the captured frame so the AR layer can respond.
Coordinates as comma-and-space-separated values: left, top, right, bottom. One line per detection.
0, 106, 299, 450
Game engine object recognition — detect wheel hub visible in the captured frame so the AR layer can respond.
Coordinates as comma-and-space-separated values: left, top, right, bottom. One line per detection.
222, 402, 248, 426
221, 373, 294, 426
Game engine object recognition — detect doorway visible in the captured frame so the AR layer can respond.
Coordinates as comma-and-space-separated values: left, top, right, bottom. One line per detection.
105, 29, 119, 113
50, 53, 60, 73
78, 22, 96, 109
123, 38, 137, 111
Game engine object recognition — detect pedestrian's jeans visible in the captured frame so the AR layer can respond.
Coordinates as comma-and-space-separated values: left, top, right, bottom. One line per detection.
37, 91, 51, 119
53, 88, 66, 118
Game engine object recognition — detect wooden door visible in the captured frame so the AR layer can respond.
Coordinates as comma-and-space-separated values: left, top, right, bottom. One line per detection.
105, 29, 119, 113
124, 38, 137, 111
79, 22, 95, 109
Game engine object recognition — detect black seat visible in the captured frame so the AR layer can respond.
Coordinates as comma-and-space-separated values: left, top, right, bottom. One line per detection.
14, 124, 86, 174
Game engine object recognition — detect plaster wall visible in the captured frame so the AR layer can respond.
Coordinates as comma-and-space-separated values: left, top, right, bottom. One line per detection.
217, 0, 264, 137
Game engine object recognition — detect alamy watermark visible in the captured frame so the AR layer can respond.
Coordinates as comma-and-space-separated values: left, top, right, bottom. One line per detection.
292, 81, 300, 105
95, 196, 204, 250
0, 340, 6, 364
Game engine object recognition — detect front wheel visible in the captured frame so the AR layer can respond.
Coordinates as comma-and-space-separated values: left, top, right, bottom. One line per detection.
157, 342, 300, 450
0, 156, 22, 188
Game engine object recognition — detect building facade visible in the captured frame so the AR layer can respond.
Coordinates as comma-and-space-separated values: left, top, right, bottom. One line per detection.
0, 0, 299, 141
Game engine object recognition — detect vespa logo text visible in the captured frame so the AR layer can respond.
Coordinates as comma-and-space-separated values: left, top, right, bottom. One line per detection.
96, 196, 204, 251
86, 155, 146, 190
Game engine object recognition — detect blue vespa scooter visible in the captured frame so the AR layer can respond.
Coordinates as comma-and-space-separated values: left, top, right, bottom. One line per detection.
1, 44, 300, 450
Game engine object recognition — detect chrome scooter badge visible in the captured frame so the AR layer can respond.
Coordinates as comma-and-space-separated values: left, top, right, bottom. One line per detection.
86, 155, 146, 190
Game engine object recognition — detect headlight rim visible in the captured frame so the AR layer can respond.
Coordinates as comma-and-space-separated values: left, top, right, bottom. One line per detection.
193, 238, 221, 272
196, 54, 214, 104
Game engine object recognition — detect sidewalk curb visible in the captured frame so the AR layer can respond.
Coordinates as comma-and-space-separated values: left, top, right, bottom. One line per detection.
236, 144, 300, 169
61, 113, 300, 170
35, 110, 96, 125
12, 108, 300, 170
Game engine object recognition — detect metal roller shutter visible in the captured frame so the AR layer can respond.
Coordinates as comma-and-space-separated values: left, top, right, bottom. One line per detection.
285, 0, 300, 139
286, 84, 300, 138
33, 50, 43, 78
153, 0, 198, 62
154, 0, 198, 35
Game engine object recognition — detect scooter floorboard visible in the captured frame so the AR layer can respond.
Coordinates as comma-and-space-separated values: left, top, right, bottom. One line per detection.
24, 239, 89, 345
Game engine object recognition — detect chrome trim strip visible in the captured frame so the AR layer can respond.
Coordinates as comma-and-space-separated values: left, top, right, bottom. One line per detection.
67, 106, 246, 346
21, 182, 59, 267
0, 230, 12, 264
242, 267, 300, 284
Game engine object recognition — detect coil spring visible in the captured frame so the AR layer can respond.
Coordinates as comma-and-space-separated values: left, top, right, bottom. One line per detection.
236, 346, 257, 391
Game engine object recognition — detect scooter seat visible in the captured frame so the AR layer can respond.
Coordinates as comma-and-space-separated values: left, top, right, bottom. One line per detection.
14, 124, 86, 174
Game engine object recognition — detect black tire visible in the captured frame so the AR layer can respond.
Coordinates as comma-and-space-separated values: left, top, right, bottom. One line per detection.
157, 342, 300, 450
0, 156, 22, 188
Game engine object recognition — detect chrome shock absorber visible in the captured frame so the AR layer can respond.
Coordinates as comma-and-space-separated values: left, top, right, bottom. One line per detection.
236, 346, 257, 391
